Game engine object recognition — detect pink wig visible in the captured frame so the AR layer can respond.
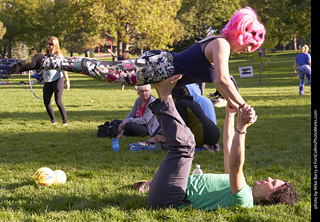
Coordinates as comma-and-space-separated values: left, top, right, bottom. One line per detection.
221, 7, 266, 52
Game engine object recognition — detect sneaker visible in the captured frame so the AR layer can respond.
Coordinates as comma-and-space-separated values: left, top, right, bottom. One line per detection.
63, 122, 68, 126
202, 144, 221, 153
133, 180, 147, 190
133, 180, 151, 194
202, 144, 215, 152
137, 182, 151, 194
214, 144, 222, 152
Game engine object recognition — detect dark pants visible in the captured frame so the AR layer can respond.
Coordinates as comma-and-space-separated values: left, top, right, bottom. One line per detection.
148, 98, 196, 208
43, 77, 67, 123
113, 120, 149, 137
124, 122, 148, 137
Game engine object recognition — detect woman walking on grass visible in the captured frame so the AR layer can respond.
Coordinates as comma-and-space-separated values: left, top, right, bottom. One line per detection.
293, 45, 311, 95
13, 7, 265, 111
43, 36, 70, 125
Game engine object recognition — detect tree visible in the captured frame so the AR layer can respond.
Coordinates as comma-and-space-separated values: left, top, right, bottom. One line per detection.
0, 20, 6, 58
101, 0, 182, 58
0, 21, 5, 40
53, 0, 118, 57
64, 29, 103, 56
0, 0, 62, 57
246, 0, 311, 51
0, 0, 32, 58
281, 0, 311, 50
175, 0, 241, 50
245, 0, 311, 84
134, 0, 182, 50
21, 0, 63, 53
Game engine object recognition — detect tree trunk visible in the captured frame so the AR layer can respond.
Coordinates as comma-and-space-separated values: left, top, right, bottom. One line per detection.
259, 62, 263, 85
117, 30, 123, 58
113, 46, 118, 61
7, 36, 12, 58
258, 47, 267, 85
293, 32, 297, 50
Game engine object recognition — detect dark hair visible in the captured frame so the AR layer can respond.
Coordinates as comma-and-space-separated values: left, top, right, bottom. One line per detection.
172, 86, 186, 99
258, 181, 298, 205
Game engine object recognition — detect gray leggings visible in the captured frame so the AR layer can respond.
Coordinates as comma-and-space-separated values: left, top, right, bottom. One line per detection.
148, 98, 195, 208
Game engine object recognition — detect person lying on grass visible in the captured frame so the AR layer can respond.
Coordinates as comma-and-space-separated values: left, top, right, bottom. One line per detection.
133, 75, 297, 210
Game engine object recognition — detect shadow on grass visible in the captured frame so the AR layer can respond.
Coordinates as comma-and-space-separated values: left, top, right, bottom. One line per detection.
0, 110, 129, 122
1, 184, 149, 213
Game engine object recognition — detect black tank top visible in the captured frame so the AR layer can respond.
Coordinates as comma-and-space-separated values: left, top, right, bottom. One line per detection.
199, 36, 223, 53
172, 36, 222, 83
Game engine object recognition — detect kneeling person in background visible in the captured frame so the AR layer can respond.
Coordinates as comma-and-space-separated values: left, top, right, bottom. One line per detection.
116, 84, 159, 137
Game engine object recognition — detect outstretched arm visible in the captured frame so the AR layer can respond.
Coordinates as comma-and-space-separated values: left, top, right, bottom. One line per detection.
206, 38, 246, 109
223, 104, 237, 174
229, 105, 257, 194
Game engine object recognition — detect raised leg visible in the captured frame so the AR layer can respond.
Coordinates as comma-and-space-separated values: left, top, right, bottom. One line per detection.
147, 75, 196, 208
13, 51, 176, 86
148, 98, 195, 208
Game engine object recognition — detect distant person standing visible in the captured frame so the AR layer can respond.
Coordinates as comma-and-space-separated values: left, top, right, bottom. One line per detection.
43, 36, 70, 125
293, 45, 311, 95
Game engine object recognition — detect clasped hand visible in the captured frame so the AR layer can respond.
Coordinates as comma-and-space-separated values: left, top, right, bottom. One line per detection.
238, 104, 257, 127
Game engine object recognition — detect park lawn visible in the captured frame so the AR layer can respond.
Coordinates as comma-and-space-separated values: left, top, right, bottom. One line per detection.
0, 51, 311, 221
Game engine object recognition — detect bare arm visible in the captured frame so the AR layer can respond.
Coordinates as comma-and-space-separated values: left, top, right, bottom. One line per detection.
223, 104, 237, 174
293, 62, 297, 76
108, 49, 116, 57
206, 38, 245, 108
229, 105, 257, 194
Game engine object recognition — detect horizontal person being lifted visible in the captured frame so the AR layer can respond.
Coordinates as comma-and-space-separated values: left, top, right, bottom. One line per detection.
13, 7, 265, 110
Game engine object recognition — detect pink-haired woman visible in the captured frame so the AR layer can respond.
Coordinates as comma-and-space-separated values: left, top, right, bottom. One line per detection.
13, 7, 265, 110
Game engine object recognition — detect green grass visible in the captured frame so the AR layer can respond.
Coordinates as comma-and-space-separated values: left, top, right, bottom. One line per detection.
0, 51, 311, 221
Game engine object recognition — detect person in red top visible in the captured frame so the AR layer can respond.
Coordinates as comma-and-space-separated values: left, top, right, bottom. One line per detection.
117, 84, 159, 137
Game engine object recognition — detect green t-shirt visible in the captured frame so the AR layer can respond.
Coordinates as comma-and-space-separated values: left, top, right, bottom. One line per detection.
181, 174, 254, 211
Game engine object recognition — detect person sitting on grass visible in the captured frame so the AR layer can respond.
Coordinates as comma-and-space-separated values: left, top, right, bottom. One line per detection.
172, 86, 220, 151
185, 83, 217, 124
141, 85, 221, 151
134, 75, 297, 210
115, 84, 159, 137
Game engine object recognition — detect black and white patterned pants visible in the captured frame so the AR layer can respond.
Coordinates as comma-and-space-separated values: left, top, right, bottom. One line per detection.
40, 50, 176, 86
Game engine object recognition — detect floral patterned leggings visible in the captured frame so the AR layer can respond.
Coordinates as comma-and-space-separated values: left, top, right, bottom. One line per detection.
41, 50, 175, 86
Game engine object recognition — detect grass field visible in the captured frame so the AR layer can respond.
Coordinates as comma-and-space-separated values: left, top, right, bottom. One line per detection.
0, 51, 311, 221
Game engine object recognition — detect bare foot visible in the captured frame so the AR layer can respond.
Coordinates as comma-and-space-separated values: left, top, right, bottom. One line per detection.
153, 74, 183, 101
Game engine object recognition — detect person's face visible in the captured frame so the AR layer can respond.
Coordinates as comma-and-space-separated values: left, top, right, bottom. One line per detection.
138, 88, 150, 101
46, 40, 54, 52
232, 42, 255, 54
252, 177, 286, 200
